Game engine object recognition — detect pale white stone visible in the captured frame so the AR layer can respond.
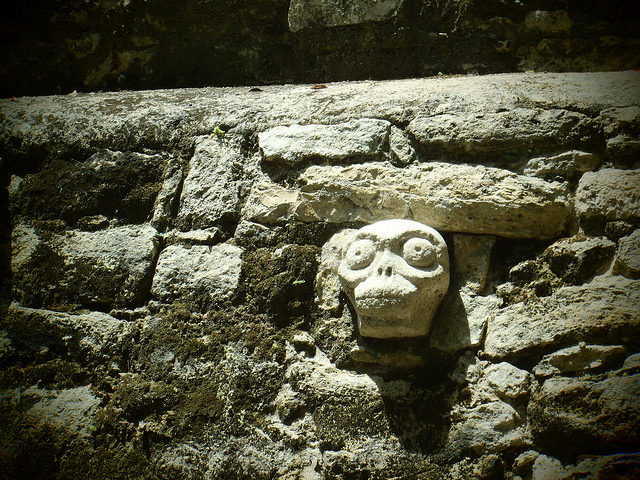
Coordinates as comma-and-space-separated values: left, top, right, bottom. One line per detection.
164, 227, 222, 246
485, 276, 640, 359
258, 119, 390, 164
523, 150, 599, 178
151, 243, 243, 302
533, 344, 627, 378
288, 0, 402, 32
315, 228, 356, 312
27, 386, 101, 438
484, 362, 531, 400
177, 135, 243, 229
244, 162, 570, 239
576, 168, 640, 224
531, 454, 568, 480
8, 175, 23, 198
337, 219, 450, 338
453, 234, 495, 293
614, 229, 640, 278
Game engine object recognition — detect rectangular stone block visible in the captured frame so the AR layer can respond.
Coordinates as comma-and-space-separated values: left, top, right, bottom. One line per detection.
258, 119, 390, 164
288, 0, 402, 32
244, 162, 570, 239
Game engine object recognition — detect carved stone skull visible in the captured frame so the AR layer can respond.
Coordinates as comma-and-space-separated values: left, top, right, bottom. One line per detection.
338, 219, 450, 338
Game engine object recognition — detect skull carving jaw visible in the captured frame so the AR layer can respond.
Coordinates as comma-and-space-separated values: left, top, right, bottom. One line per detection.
338, 219, 450, 338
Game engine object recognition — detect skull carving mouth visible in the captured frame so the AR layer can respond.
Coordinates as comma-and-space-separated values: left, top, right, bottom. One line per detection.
338, 219, 450, 338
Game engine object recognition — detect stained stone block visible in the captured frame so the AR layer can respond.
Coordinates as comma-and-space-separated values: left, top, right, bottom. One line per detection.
288, 0, 402, 32
11, 224, 159, 308
533, 344, 627, 378
523, 150, 599, 179
258, 119, 390, 165
151, 243, 243, 303
177, 135, 243, 230
244, 162, 570, 239
614, 229, 640, 278
484, 275, 640, 360
453, 234, 495, 293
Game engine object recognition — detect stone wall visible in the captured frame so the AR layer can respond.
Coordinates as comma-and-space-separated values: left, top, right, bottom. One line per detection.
1, 71, 640, 478
2, 0, 639, 97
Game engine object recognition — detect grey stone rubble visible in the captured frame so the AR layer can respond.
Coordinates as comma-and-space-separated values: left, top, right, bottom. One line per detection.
2, 71, 640, 479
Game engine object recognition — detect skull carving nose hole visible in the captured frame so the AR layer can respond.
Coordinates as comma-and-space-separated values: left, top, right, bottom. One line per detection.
378, 266, 392, 276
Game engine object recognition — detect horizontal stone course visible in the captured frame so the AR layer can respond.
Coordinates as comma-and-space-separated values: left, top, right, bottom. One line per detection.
245, 162, 570, 239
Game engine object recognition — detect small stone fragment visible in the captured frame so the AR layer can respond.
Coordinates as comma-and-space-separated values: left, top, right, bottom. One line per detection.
152, 156, 183, 230
258, 119, 390, 165
151, 243, 243, 303
388, 126, 416, 166
606, 135, 640, 167
531, 454, 568, 480
533, 344, 627, 378
523, 150, 599, 179
614, 229, 640, 278
524, 10, 573, 33
484, 362, 531, 400
315, 229, 356, 312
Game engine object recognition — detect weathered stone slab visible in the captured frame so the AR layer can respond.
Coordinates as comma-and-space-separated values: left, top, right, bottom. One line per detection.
407, 108, 593, 157
453, 234, 495, 293
177, 135, 243, 230
523, 150, 599, 179
576, 168, 640, 228
11, 224, 159, 308
6, 303, 130, 359
484, 275, 640, 360
389, 126, 416, 166
11, 150, 168, 226
245, 162, 570, 239
151, 243, 243, 303
258, 119, 390, 165
288, 0, 402, 32
524, 10, 572, 33
532, 344, 627, 378
614, 229, 640, 278
529, 371, 640, 455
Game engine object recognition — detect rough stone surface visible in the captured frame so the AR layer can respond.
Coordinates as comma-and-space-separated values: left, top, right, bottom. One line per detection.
606, 135, 640, 167
388, 125, 416, 166
485, 275, 640, 360
245, 162, 570, 239
177, 135, 244, 230
529, 370, 640, 456
524, 10, 573, 33
258, 119, 390, 164
576, 169, 640, 232
533, 344, 627, 378
614, 229, 640, 278
407, 109, 594, 160
151, 243, 243, 303
523, 150, 600, 179
11, 224, 159, 308
542, 235, 616, 285
288, 0, 402, 32
453, 234, 495, 293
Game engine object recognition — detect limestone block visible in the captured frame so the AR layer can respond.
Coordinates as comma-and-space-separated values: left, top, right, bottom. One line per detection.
576, 168, 640, 227
453, 234, 495, 293
606, 135, 640, 167
614, 229, 640, 278
523, 150, 599, 178
177, 135, 243, 230
533, 344, 627, 378
6, 303, 130, 359
529, 371, 640, 454
258, 119, 390, 165
151, 243, 243, 303
288, 0, 402, 32
244, 162, 570, 239
337, 220, 450, 338
483, 362, 531, 400
26, 386, 101, 438
407, 109, 592, 157
542, 235, 615, 285
152, 156, 184, 230
315, 228, 357, 312
11, 224, 159, 307
567, 453, 640, 480
484, 275, 640, 360
524, 10, 573, 33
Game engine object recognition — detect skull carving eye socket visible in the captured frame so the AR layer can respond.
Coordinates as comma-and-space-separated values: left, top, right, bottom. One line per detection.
345, 239, 376, 270
403, 237, 436, 267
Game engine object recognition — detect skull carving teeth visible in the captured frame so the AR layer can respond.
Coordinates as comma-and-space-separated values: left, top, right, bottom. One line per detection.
338, 219, 450, 338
